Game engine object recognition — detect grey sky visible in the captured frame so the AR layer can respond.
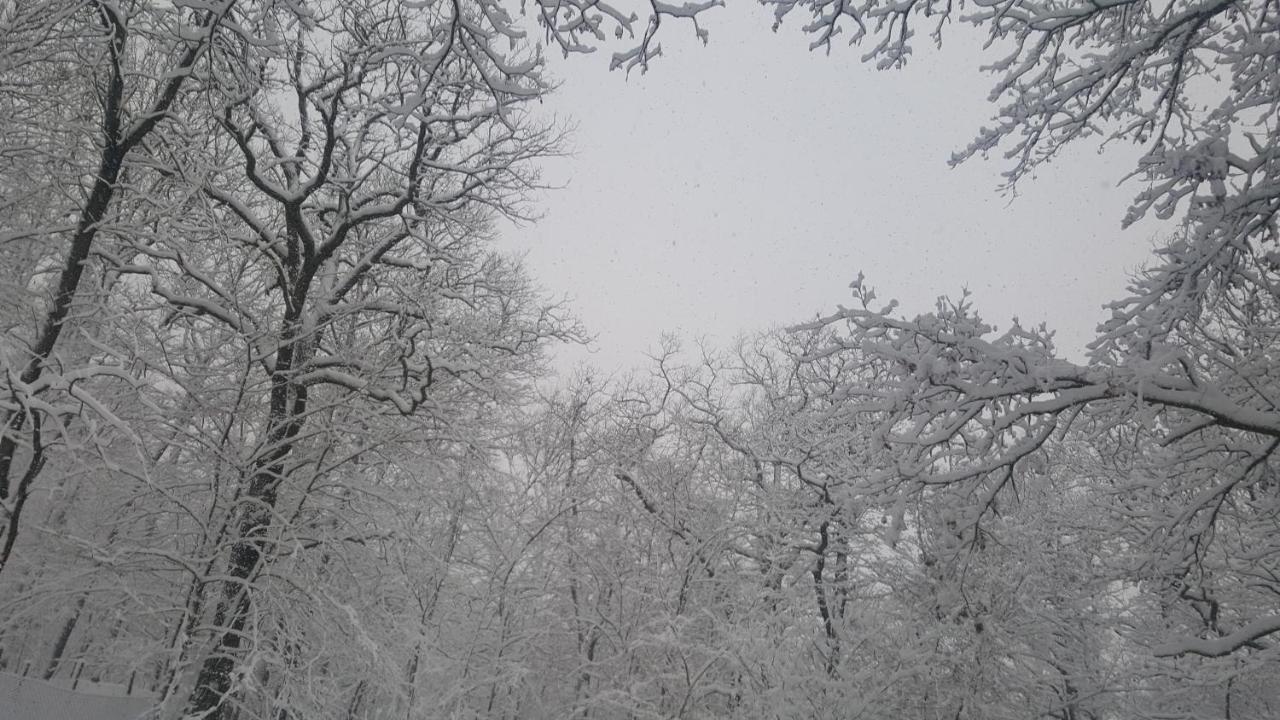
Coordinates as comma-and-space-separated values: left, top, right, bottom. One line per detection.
499, 4, 1173, 371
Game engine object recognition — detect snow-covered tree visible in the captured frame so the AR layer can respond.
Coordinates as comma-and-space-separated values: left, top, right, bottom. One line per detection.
780, 267, 1280, 714
0, 0, 241, 579
2, 2, 577, 718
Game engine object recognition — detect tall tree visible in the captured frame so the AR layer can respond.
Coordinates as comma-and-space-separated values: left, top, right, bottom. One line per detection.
0, 0, 238, 578
116, 2, 570, 715
3, 2, 577, 717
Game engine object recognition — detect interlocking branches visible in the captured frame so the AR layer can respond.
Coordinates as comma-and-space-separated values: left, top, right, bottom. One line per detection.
789, 264, 1280, 667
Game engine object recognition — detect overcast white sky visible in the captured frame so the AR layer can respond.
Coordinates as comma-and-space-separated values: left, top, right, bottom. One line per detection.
498, 4, 1174, 371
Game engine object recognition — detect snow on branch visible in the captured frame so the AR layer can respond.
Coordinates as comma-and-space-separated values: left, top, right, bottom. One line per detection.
1153, 615, 1280, 658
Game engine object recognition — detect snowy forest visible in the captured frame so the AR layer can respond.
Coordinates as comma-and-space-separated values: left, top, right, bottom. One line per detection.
1, 1, 1278, 719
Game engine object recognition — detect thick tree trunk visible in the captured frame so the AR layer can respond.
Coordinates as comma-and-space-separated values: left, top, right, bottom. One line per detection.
188, 325, 308, 719
186, 464, 287, 717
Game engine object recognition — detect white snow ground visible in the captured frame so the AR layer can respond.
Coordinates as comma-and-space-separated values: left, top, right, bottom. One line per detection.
0, 670, 152, 720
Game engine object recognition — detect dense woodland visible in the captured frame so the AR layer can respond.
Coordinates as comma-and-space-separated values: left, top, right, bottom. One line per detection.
1, 1, 1278, 718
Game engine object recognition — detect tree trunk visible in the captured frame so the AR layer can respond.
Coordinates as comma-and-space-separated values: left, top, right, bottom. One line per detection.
188, 324, 307, 719
43, 595, 86, 680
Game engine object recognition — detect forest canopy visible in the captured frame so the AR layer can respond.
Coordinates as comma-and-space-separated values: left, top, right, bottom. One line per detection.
0, 1, 1277, 719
